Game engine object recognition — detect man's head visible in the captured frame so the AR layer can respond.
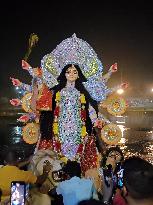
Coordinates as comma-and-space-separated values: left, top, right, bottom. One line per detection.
4, 150, 18, 165
78, 199, 105, 205
123, 157, 153, 203
62, 160, 81, 178
101, 146, 124, 170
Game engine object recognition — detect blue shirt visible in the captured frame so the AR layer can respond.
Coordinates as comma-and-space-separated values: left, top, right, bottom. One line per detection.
56, 176, 95, 205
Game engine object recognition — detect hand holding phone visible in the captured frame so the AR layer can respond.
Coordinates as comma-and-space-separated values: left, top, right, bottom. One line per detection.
117, 168, 124, 188
10, 181, 26, 205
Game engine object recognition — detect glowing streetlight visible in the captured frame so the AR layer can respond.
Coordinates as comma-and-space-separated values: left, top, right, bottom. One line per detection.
117, 88, 124, 95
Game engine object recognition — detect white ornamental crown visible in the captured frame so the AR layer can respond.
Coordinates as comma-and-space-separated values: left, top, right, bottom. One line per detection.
41, 34, 103, 89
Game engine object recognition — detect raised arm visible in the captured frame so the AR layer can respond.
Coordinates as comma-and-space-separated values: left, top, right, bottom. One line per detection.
107, 82, 128, 96
10, 77, 32, 92
22, 60, 42, 79
101, 63, 117, 82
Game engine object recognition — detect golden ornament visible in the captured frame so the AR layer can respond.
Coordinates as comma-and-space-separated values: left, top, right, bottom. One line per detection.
106, 95, 127, 116
101, 123, 122, 145
22, 123, 39, 144
21, 92, 33, 113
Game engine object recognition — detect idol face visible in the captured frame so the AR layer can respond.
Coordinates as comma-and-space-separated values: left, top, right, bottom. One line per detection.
65, 65, 78, 82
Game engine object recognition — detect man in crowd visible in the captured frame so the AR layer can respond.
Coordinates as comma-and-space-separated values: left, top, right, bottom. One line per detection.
102, 156, 153, 205
56, 161, 98, 205
122, 157, 153, 205
0, 150, 52, 202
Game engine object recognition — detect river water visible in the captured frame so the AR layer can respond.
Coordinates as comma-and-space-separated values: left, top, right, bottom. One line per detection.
0, 115, 35, 161
0, 112, 153, 163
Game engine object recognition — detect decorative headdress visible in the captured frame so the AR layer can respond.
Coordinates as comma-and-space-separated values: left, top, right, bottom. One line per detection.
41, 34, 109, 101
41, 34, 102, 85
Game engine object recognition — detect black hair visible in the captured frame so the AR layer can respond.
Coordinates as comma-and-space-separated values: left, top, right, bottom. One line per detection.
101, 146, 124, 168
123, 157, 153, 200
40, 64, 98, 139
62, 160, 81, 178
4, 150, 18, 164
39, 110, 53, 140
78, 199, 105, 205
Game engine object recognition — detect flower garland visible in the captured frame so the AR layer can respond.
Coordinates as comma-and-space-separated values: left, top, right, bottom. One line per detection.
80, 94, 87, 138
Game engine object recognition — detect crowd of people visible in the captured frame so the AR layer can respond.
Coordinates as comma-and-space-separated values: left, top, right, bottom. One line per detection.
0, 146, 153, 205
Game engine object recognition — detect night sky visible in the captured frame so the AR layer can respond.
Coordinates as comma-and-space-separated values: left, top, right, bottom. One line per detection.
0, 1, 153, 100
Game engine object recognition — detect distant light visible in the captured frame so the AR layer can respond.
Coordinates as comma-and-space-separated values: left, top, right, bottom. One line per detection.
117, 88, 124, 95
151, 88, 153, 92
120, 137, 126, 144
116, 121, 125, 124
117, 125, 126, 144
15, 86, 19, 90
13, 126, 22, 135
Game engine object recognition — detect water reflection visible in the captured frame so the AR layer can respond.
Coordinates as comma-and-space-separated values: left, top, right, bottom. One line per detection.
0, 114, 153, 163
12, 126, 22, 143
0, 116, 35, 160
116, 122, 153, 164
117, 124, 127, 144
